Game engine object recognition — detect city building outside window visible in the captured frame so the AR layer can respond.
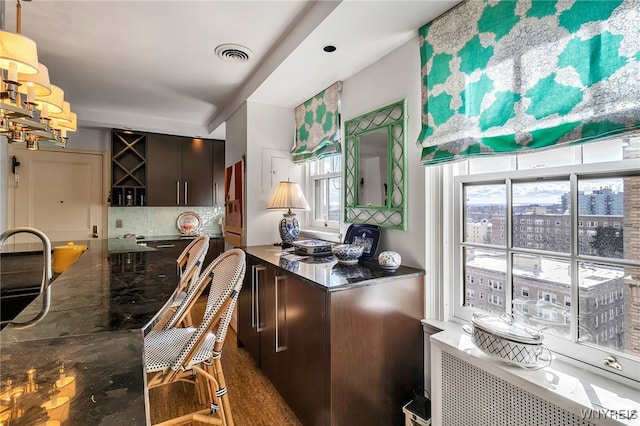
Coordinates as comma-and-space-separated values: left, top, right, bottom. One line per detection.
452, 136, 640, 382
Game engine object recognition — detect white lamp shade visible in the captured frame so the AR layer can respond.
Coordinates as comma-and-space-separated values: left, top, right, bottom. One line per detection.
34, 84, 64, 114
58, 112, 77, 132
49, 101, 72, 124
267, 181, 310, 210
0, 30, 39, 75
18, 63, 52, 97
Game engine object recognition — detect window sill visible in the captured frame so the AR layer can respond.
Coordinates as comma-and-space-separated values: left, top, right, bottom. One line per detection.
299, 228, 342, 243
423, 319, 640, 425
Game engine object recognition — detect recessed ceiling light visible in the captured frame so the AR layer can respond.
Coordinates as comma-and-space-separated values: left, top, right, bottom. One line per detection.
215, 44, 253, 63
323, 45, 337, 53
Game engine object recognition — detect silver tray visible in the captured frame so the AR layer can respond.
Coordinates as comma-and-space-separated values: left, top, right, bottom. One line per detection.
176, 211, 202, 236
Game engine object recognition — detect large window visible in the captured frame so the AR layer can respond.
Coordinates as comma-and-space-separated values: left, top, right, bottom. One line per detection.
452, 137, 640, 382
306, 155, 341, 231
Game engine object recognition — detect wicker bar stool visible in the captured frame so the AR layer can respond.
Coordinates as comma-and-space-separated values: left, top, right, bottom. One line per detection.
145, 248, 246, 426
177, 235, 210, 279
173, 235, 210, 326
143, 235, 210, 332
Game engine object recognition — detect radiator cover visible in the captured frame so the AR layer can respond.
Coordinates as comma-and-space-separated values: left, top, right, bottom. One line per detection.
440, 351, 595, 426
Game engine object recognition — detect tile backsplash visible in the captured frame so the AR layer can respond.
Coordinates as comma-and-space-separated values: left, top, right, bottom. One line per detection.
108, 206, 224, 238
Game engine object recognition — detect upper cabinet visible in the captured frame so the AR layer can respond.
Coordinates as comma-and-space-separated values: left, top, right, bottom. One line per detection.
111, 130, 224, 207
111, 130, 147, 206
212, 140, 224, 207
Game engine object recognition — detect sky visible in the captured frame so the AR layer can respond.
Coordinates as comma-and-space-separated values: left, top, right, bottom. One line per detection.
466, 178, 624, 205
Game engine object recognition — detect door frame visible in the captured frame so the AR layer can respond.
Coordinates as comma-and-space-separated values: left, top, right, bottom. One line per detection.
6, 145, 110, 239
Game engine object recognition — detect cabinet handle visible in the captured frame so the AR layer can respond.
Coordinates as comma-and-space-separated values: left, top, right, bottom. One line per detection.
275, 275, 287, 353
214, 183, 218, 205
184, 181, 188, 205
253, 265, 266, 332
176, 181, 180, 205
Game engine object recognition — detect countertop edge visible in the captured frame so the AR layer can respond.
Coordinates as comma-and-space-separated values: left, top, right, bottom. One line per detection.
244, 245, 425, 292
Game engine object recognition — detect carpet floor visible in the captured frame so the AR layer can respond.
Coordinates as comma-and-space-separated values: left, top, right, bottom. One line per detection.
148, 299, 302, 426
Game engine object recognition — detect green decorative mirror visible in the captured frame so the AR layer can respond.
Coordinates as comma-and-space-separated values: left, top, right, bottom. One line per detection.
344, 99, 407, 230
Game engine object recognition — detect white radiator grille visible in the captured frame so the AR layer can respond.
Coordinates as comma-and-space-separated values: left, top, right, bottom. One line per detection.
441, 351, 596, 426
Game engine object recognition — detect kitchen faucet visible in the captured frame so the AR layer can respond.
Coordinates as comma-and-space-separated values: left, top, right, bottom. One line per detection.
0, 227, 53, 329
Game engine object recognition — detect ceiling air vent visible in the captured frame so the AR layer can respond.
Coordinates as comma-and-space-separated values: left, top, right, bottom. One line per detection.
215, 44, 253, 63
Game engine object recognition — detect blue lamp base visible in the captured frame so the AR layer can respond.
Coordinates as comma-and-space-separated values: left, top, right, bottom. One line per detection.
279, 212, 300, 245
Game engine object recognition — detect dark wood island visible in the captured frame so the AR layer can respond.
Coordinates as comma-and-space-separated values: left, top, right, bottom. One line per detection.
238, 245, 425, 426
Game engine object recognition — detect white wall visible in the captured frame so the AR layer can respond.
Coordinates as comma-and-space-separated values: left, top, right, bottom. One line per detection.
1, 127, 109, 233
230, 36, 427, 266
67, 127, 110, 152
245, 101, 302, 246
226, 101, 305, 247
225, 103, 248, 169
341, 36, 426, 269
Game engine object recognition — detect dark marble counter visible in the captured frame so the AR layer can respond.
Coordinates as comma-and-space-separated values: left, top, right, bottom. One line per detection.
0, 330, 147, 425
244, 245, 425, 291
0, 239, 183, 425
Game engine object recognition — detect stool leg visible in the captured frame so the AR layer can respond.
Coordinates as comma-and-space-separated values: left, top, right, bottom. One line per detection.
210, 357, 233, 426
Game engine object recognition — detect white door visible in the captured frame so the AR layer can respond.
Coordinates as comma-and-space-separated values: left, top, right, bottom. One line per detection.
8, 145, 104, 243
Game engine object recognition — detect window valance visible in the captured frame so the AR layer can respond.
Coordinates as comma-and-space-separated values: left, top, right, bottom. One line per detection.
418, 0, 640, 166
292, 81, 342, 164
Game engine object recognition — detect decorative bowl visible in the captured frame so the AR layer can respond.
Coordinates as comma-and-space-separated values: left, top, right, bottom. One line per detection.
293, 239, 333, 256
378, 251, 401, 271
332, 244, 364, 264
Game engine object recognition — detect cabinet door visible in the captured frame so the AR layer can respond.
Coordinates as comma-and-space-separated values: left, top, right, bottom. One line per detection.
237, 257, 265, 363
146, 134, 182, 206
181, 138, 213, 206
203, 239, 224, 267
257, 266, 284, 382
212, 140, 225, 207
276, 275, 327, 426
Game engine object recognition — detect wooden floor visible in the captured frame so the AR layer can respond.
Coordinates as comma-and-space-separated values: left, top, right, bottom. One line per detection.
148, 298, 303, 426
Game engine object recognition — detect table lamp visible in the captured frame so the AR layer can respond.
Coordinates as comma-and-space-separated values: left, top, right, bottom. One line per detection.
267, 180, 310, 246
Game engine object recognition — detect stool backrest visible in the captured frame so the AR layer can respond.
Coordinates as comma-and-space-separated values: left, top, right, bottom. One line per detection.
169, 249, 246, 372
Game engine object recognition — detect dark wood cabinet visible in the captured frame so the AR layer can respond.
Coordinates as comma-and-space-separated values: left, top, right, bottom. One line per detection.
111, 130, 146, 206
275, 273, 326, 426
238, 258, 266, 363
146, 135, 214, 207
238, 257, 326, 426
111, 130, 224, 207
181, 137, 214, 206
145, 239, 190, 260
204, 238, 224, 266
146, 134, 182, 207
212, 140, 225, 207
239, 250, 424, 426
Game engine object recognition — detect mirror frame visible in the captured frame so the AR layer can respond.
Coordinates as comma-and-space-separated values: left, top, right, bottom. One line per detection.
343, 99, 407, 230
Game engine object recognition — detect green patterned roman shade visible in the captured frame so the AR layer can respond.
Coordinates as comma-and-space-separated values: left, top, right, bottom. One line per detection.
418, 0, 640, 166
292, 81, 342, 164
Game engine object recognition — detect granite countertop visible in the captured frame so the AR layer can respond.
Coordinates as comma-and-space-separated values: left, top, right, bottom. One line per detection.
244, 245, 425, 292
0, 239, 184, 425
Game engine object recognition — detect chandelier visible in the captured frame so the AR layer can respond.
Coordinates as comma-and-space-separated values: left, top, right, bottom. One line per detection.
0, 0, 76, 150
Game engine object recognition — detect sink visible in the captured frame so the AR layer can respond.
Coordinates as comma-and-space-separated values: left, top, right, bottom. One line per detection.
0, 289, 39, 330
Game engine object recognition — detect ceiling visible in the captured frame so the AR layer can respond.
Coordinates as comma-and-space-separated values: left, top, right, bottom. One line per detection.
5, 0, 460, 140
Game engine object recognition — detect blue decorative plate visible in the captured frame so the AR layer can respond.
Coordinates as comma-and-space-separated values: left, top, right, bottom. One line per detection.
343, 224, 381, 261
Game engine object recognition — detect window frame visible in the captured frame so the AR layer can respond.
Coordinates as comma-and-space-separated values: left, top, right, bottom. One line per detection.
452, 158, 640, 382
304, 155, 342, 232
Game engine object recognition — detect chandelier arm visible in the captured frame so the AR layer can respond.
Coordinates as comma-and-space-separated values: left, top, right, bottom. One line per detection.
16, 0, 20, 33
